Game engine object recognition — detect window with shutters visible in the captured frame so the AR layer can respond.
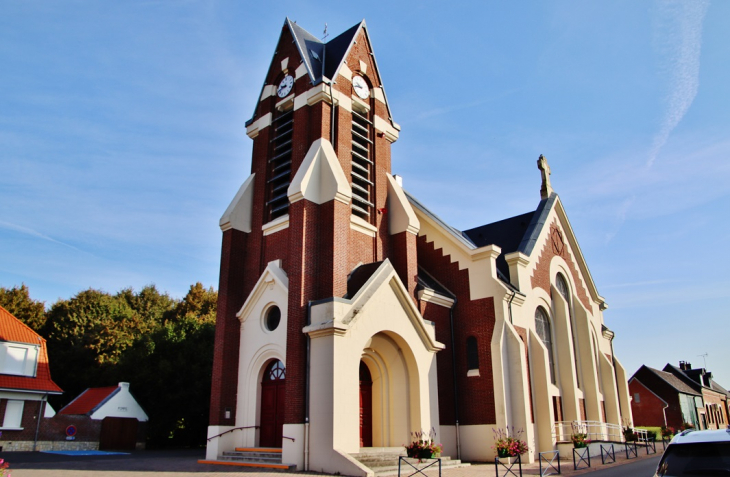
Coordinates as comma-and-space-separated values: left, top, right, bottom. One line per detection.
2, 400, 24, 429
267, 106, 294, 221
0, 342, 38, 377
351, 105, 374, 220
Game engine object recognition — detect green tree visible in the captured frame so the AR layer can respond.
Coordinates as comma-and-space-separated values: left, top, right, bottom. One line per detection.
171, 282, 217, 324
117, 284, 177, 326
0, 284, 46, 331
113, 283, 217, 448
44, 289, 152, 406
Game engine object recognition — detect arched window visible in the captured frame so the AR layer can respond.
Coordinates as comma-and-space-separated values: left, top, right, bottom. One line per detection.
263, 360, 286, 382
535, 307, 556, 384
555, 272, 580, 388
466, 336, 479, 371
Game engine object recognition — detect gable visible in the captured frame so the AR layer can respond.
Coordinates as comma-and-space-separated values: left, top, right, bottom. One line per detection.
526, 195, 603, 310
0, 306, 62, 394
236, 259, 289, 325
306, 259, 443, 352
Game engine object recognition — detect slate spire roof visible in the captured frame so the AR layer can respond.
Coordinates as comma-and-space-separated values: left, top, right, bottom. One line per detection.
247, 19, 394, 127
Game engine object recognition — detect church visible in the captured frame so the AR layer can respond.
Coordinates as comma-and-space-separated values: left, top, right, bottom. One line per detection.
204, 19, 633, 474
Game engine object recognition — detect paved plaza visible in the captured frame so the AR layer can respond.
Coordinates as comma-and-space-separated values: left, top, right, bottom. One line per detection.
4, 447, 661, 477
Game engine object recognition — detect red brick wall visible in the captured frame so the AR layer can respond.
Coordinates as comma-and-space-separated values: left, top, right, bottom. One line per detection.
629, 379, 668, 427
418, 236, 496, 425
39, 414, 103, 442
420, 302, 455, 425
390, 231, 418, 304
209, 229, 247, 426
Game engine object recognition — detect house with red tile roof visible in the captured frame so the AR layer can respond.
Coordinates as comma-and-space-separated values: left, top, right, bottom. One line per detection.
57, 382, 148, 450
0, 305, 62, 451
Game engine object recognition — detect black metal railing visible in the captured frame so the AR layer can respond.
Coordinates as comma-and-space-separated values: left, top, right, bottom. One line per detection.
398, 456, 441, 477
600, 444, 615, 464
538, 450, 561, 476
495, 454, 522, 477
645, 437, 657, 455
625, 441, 638, 459
573, 447, 590, 471
206, 425, 258, 442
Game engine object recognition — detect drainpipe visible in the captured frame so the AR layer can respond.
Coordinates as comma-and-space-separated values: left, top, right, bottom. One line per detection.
304, 301, 312, 471
449, 298, 460, 460
33, 393, 47, 451
507, 289, 516, 324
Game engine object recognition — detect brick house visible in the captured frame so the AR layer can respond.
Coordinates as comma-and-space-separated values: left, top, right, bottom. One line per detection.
204, 19, 632, 474
628, 365, 703, 430
0, 305, 62, 451
664, 362, 729, 430
55, 382, 149, 450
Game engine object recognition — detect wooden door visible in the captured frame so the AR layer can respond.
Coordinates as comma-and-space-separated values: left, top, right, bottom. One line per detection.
260, 360, 286, 448
359, 361, 373, 447
99, 417, 138, 450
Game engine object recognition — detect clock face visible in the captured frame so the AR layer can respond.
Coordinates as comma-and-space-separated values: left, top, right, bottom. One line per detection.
277, 75, 294, 98
352, 75, 370, 100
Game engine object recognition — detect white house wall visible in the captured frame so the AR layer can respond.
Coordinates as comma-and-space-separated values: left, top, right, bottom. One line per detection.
89, 383, 148, 422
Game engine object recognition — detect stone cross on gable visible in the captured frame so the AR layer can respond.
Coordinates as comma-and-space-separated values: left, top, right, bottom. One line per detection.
537, 154, 553, 200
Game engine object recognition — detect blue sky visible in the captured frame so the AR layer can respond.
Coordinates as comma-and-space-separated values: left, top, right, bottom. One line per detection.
2, 1, 728, 386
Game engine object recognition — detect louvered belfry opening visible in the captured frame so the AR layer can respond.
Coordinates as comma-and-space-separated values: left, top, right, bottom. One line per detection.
267, 107, 294, 220
351, 106, 374, 220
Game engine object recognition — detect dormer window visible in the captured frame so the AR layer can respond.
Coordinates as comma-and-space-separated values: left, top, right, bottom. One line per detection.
267, 105, 294, 221
351, 103, 374, 220
0, 342, 39, 377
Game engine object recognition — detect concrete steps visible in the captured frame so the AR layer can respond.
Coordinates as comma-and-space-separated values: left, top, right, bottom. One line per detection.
350, 447, 470, 476
198, 447, 296, 470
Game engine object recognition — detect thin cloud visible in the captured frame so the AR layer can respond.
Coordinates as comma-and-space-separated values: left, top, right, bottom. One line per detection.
414, 88, 522, 121
647, 0, 710, 168
603, 195, 635, 244
0, 220, 81, 252
601, 279, 675, 290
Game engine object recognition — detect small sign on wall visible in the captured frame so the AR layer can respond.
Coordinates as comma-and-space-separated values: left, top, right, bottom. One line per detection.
65, 425, 77, 440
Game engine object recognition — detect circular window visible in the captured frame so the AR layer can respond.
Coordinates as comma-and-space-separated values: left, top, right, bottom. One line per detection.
265, 306, 281, 331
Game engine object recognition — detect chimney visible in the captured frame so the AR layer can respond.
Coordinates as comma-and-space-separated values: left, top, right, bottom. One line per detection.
679, 361, 691, 371
119, 382, 130, 390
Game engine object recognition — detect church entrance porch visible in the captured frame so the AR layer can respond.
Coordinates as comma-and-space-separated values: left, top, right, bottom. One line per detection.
300, 259, 444, 476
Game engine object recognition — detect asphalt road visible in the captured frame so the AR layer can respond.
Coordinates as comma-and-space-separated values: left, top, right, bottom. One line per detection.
572, 454, 662, 476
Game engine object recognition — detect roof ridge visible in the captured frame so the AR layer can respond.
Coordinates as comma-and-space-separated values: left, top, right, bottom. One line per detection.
0, 304, 46, 343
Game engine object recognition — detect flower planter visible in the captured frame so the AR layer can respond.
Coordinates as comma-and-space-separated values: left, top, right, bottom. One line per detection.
418, 449, 433, 459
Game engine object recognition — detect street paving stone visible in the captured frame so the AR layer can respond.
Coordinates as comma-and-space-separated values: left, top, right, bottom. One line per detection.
4, 447, 661, 477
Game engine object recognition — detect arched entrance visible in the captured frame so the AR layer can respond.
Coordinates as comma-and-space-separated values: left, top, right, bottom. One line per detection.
359, 361, 373, 447
259, 360, 285, 447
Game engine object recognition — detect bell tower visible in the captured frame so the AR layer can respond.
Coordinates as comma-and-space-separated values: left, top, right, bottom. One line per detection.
208, 18, 419, 457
